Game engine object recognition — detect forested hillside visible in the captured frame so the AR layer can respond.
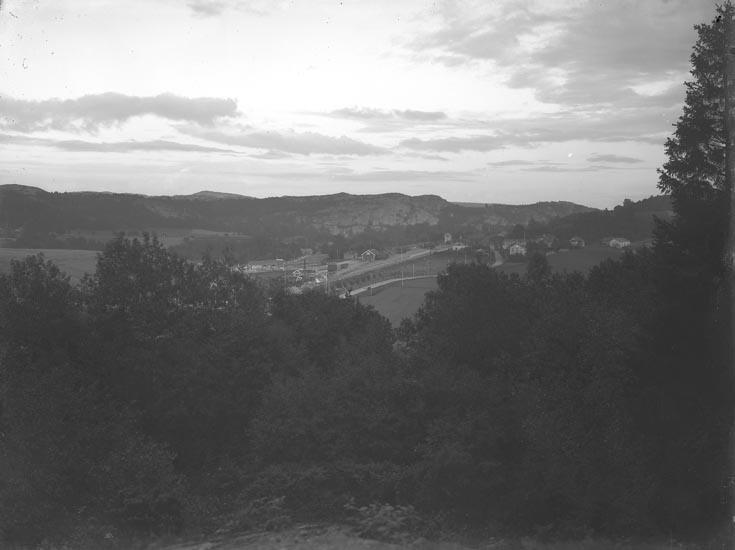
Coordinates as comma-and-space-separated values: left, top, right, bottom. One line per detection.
0, 184, 593, 248
528, 196, 673, 242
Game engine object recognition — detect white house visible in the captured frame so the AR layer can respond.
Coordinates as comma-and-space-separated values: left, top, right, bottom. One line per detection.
509, 243, 527, 256
246, 258, 285, 271
609, 237, 631, 249
569, 236, 585, 248
502, 238, 527, 250
360, 249, 377, 261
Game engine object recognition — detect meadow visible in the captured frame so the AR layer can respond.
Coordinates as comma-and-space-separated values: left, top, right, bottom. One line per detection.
359, 246, 628, 326
62, 227, 245, 247
358, 277, 439, 326
497, 245, 626, 276
0, 248, 99, 282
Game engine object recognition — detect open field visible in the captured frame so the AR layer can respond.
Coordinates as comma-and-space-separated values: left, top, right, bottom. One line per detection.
497, 245, 626, 276
336, 250, 463, 289
0, 248, 99, 282
63, 227, 251, 247
358, 277, 439, 326
358, 246, 628, 326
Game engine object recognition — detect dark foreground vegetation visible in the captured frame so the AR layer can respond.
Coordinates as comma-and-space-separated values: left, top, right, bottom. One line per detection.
1, 5, 734, 549
0, 224, 730, 547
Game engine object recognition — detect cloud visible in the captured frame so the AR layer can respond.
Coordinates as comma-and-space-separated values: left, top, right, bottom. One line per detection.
185, 0, 289, 17
259, 169, 475, 183
0, 133, 46, 146
54, 139, 236, 153
395, 109, 447, 121
188, 0, 227, 16
251, 150, 294, 160
343, 169, 474, 182
331, 107, 387, 120
0, 93, 238, 132
405, 152, 449, 161
487, 159, 537, 166
398, 103, 677, 152
400, 134, 514, 152
412, 5, 567, 67
586, 153, 644, 163
182, 126, 386, 156
0, 133, 235, 153
330, 107, 448, 122
408, 0, 712, 109
521, 164, 629, 173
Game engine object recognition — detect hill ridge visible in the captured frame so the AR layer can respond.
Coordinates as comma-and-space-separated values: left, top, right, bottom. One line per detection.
0, 184, 596, 239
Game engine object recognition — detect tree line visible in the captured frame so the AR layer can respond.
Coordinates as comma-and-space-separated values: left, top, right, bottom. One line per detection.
1, 4, 733, 548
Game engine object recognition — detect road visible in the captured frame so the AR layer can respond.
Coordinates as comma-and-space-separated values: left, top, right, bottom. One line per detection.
297, 246, 503, 293
297, 245, 453, 288
346, 249, 504, 297
329, 245, 453, 282
349, 274, 436, 297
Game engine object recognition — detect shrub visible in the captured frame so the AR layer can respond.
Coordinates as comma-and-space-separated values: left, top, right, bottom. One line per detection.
90, 434, 185, 536
344, 500, 421, 543
246, 462, 410, 521
218, 496, 292, 534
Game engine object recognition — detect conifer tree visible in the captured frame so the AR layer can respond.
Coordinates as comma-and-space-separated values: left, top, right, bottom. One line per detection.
648, 3, 734, 531
657, 2, 734, 274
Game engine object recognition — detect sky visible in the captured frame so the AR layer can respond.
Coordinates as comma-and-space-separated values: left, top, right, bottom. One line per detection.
0, 0, 719, 208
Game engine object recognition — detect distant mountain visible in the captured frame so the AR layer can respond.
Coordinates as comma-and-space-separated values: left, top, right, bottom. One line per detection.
0, 185, 595, 243
174, 190, 255, 200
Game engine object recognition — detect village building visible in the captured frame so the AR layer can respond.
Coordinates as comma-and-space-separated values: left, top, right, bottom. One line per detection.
502, 238, 527, 250
600, 237, 614, 247
569, 236, 586, 248
509, 243, 527, 256
609, 237, 631, 249
360, 249, 377, 261
245, 258, 285, 271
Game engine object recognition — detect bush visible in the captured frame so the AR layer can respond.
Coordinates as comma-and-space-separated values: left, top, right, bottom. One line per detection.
90, 434, 185, 536
218, 496, 292, 534
246, 462, 410, 521
344, 500, 421, 543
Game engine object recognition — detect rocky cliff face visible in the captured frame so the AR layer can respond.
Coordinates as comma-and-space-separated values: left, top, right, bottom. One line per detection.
307, 194, 445, 235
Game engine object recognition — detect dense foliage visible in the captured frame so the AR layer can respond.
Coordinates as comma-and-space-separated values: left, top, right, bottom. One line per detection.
1, 6, 732, 548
